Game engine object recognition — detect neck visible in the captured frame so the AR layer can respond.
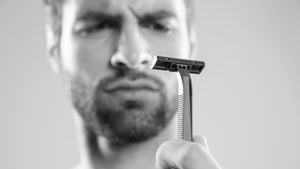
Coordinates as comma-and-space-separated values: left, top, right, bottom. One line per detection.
73, 112, 177, 169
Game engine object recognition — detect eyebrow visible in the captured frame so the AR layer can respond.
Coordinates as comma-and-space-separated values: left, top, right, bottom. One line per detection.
76, 11, 122, 22
131, 9, 177, 22
75, 9, 177, 26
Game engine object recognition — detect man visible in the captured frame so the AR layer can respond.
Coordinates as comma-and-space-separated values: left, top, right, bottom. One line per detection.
43, 0, 222, 168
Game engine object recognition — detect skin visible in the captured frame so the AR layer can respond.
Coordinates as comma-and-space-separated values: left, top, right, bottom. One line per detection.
46, 0, 222, 168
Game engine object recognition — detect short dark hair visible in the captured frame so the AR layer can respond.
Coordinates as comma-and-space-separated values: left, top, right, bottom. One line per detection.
44, 0, 195, 55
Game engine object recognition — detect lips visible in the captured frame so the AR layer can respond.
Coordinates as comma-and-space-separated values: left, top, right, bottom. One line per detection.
102, 78, 160, 93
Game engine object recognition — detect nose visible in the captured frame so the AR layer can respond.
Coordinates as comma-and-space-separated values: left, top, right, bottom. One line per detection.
110, 25, 152, 70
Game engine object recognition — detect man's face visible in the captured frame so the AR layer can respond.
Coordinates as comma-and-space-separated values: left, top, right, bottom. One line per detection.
56, 0, 191, 144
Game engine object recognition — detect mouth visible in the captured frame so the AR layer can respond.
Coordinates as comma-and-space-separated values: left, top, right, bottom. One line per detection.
102, 78, 160, 93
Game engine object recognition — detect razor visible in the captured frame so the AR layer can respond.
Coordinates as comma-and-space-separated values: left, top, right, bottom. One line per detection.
151, 56, 205, 141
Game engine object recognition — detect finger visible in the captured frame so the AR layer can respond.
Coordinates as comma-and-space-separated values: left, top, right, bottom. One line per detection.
156, 140, 182, 169
156, 139, 222, 169
193, 135, 209, 152
156, 139, 206, 169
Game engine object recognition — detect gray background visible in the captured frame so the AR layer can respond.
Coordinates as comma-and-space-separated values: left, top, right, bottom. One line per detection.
0, 0, 299, 169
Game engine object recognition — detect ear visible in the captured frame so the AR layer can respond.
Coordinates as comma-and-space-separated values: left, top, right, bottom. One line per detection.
44, 5, 62, 74
46, 26, 61, 74
188, 27, 198, 60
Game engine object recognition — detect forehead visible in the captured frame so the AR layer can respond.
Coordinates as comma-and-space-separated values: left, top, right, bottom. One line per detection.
64, 0, 187, 19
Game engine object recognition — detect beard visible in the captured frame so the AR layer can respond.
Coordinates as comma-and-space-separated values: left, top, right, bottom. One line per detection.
63, 70, 177, 145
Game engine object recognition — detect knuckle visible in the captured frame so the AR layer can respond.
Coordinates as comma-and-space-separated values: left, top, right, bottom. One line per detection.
179, 143, 207, 166
156, 140, 175, 158
157, 140, 209, 168
183, 142, 205, 155
160, 140, 174, 148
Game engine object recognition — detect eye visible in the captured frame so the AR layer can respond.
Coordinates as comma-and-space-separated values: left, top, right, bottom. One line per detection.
74, 20, 119, 36
141, 22, 171, 34
150, 23, 170, 32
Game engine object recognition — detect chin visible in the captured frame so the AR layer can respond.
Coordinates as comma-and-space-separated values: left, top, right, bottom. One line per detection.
86, 91, 177, 144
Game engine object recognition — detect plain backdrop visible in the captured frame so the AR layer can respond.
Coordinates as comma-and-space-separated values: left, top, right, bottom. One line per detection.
0, 0, 299, 169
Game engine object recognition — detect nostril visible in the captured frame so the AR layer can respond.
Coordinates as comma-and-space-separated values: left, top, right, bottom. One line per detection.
110, 51, 153, 70
141, 60, 148, 65
110, 59, 128, 70
115, 61, 127, 69
110, 52, 130, 69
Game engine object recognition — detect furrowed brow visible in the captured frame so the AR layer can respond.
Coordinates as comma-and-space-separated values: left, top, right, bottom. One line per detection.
77, 11, 122, 22
136, 10, 177, 22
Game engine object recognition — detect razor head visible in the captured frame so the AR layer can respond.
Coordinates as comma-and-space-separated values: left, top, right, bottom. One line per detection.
151, 56, 205, 74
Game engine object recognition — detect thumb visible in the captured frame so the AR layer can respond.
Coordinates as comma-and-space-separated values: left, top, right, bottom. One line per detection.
193, 135, 209, 152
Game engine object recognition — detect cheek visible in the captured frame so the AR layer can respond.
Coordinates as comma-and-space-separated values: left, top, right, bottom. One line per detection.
60, 36, 115, 83
148, 35, 190, 59
152, 70, 178, 98
167, 74, 178, 97
141, 28, 190, 59
163, 73, 179, 110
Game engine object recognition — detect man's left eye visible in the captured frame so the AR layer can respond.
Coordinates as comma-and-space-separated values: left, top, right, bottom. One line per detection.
141, 22, 171, 34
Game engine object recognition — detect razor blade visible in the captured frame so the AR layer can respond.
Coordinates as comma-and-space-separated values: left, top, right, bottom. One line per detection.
151, 56, 205, 74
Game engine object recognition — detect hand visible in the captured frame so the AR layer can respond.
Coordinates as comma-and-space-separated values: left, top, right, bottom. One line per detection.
155, 135, 222, 169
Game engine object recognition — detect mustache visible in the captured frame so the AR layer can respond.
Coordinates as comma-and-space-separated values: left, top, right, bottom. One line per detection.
96, 70, 164, 92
